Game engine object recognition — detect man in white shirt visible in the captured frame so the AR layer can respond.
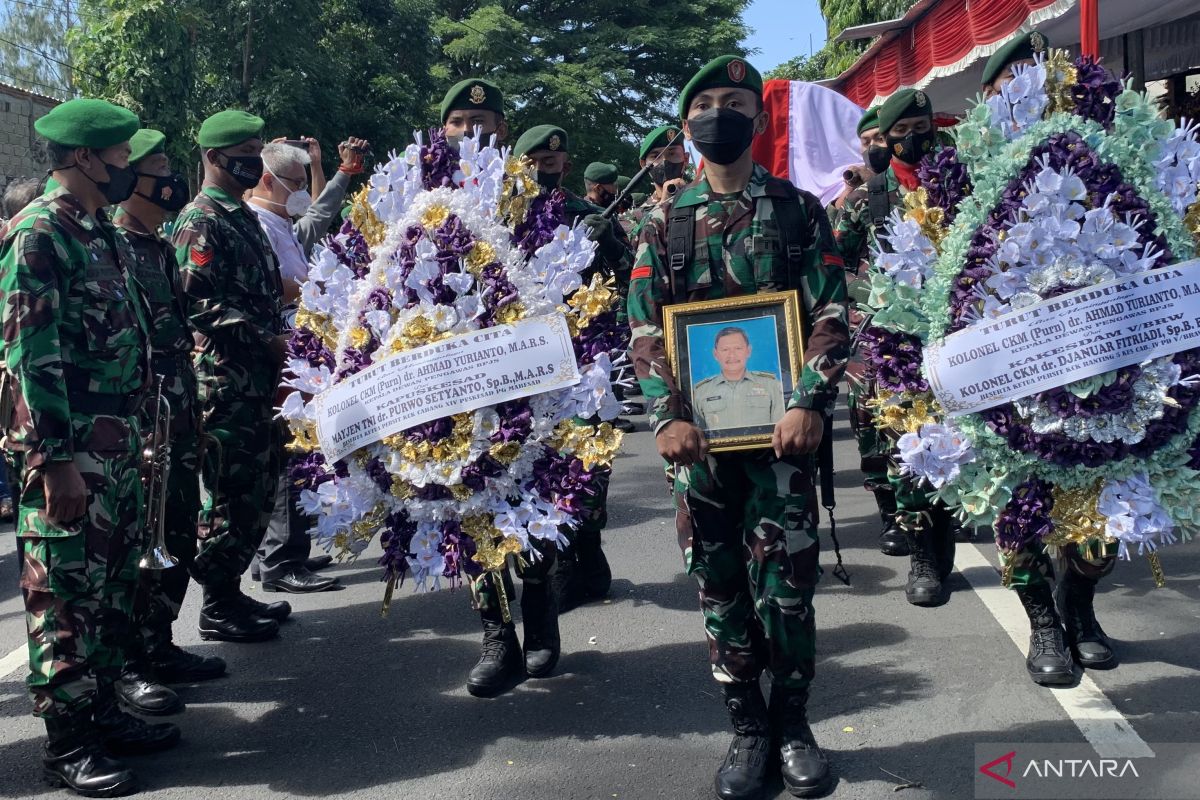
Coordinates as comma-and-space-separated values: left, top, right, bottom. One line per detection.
247, 142, 339, 593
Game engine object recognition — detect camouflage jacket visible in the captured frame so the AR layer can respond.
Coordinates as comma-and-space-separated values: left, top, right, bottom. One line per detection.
172, 185, 284, 404
0, 186, 152, 467
116, 216, 199, 435
623, 195, 661, 241
628, 164, 850, 432
563, 190, 633, 287
832, 166, 902, 277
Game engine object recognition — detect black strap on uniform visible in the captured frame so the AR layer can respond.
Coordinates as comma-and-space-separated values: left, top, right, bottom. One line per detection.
769, 182, 807, 291
665, 196, 694, 303
818, 413, 849, 586
866, 172, 892, 228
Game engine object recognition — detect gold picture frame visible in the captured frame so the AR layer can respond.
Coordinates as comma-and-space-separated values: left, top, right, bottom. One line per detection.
663, 290, 806, 453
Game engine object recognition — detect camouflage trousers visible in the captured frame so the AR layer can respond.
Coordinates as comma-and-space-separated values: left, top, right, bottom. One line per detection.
132, 432, 200, 656
16, 447, 144, 719
846, 365, 889, 490
887, 459, 952, 532
674, 450, 821, 690
1001, 540, 1117, 589
193, 399, 280, 591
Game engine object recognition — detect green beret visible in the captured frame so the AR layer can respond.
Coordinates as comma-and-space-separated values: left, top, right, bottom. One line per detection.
34, 98, 139, 149
856, 106, 880, 136
584, 162, 619, 184
877, 88, 934, 135
678, 55, 763, 119
982, 30, 1051, 86
616, 175, 630, 191
198, 109, 265, 149
514, 124, 569, 157
128, 129, 166, 165
639, 124, 682, 160
631, 192, 648, 206
440, 78, 504, 122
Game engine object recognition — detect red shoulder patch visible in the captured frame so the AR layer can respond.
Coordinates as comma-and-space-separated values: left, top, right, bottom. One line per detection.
630, 265, 653, 281
822, 253, 844, 268
191, 246, 213, 267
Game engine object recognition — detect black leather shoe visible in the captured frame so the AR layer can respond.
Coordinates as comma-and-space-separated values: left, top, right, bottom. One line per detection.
149, 644, 226, 683
116, 667, 183, 716
521, 581, 560, 678
234, 590, 292, 622
714, 683, 770, 800
198, 595, 280, 643
770, 687, 831, 798
904, 532, 947, 607
467, 621, 522, 697
305, 555, 334, 572
43, 719, 138, 798
1059, 570, 1116, 669
263, 568, 338, 593
1016, 583, 1076, 685
874, 490, 909, 557
612, 417, 637, 433
932, 509, 958, 581
94, 702, 180, 756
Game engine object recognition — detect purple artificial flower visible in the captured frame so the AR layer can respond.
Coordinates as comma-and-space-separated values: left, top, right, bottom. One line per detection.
378, 509, 417, 582
491, 399, 532, 442
859, 327, 929, 393
288, 327, 335, 370
365, 457, 392, 494
527, 446, 597, 515
327, 221, 373, 278
994, 478, 1055, 552
1071, 56, 1123, 129
917, 146, 971, 224
513, 189, 567, 255
289, 451, 333, 493
406, 416, 456, 444
421, 128, 460, 189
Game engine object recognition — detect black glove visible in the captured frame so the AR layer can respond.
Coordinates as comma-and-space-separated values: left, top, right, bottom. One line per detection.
582, 213, 624, 261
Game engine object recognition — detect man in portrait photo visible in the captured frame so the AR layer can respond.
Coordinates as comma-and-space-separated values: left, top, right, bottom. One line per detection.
692, 326, 784, 431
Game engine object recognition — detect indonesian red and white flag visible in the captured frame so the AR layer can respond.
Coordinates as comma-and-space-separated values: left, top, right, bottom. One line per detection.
751, 79, 864, 206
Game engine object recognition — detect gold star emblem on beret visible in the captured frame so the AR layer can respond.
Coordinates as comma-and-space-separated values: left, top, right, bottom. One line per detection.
469, 84, 487, 105
915, 90, 927, 108
1030, 31, 1046, 52
548, 134, 561, 151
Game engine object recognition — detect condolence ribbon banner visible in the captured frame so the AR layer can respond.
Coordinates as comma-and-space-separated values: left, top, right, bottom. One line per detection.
926, 260, 1200, 416
974, 743, 1200, 799
313, 314, 580, 462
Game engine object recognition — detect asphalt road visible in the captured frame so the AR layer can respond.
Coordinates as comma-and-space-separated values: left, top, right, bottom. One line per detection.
1, 408, 1199, 799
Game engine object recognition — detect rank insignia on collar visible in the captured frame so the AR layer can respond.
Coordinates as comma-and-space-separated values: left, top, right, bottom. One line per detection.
1030, 31, 1046, 52
915, 90, 927, 108
469, 84, 487, 104
548, 134, 561, 151
728, 59, 747, 83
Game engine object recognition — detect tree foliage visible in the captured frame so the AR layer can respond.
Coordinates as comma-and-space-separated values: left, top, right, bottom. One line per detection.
0, 0, 79, 96
780, 0, 919, 81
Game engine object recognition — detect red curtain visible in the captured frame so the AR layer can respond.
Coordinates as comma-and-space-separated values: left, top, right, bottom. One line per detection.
836, 0, 1061, 107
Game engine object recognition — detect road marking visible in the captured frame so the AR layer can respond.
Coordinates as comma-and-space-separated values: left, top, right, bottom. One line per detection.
0, 643, 25, 680
957, 542, 1154, 758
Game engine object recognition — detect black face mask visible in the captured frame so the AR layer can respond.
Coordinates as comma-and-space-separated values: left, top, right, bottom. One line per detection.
594, 189, 615, 207
75, 156, 138, 204
864, 145, 892, 174
536, 171, 562, 190
886, 129, 937, 165
648, 160, 685, 186
687, 108, 757, 166
217, 152, 264, 189
137, 172, 190, 212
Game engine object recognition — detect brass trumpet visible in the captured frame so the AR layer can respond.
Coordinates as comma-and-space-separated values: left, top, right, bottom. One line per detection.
140, 378, 179, 570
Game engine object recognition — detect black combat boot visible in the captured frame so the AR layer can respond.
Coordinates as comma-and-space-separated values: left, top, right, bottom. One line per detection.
467, 615, 523, 697
521, 580, 561, 678
1059, 569, 1116, 670
714, 683, 771, 800
903, 526, 946, 607
574, 529, 613, 601
116, 661, 183, 716
93, 696, 181, 756
233, 588, 292, 622
769, 686, 831, 798
149, 642, 227, 683
198, 585, 279, 643
43, 715, 138, 798
1015, 582, 1076, 686
873, 489, 908, 557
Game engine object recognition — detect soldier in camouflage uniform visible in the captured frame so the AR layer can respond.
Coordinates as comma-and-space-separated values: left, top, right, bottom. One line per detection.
0, 98, 180, 797
626, 124, 688, 241
839, 90, 961, 609
112, 129, 228, 718
832, 106, 910, 560
172, 110, 292, 644
978, 32, 1116, 687
629, 56, 849, 800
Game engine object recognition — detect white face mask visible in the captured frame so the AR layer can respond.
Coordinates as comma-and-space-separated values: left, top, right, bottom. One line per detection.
264, 164, 313, 217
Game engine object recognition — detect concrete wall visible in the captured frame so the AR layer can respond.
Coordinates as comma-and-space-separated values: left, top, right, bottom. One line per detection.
0, 82, 61, 195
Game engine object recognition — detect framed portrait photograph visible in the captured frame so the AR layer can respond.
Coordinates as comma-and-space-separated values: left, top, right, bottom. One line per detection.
663, 290, 805, 452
